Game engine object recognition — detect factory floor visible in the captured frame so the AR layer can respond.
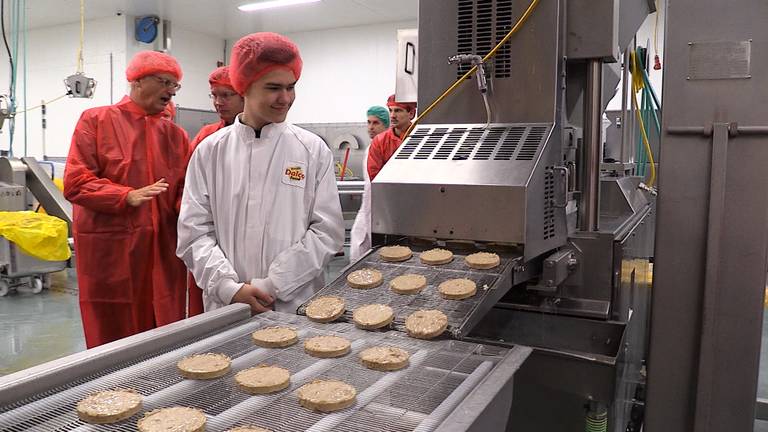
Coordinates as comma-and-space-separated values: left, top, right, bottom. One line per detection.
1, 260, 768, 431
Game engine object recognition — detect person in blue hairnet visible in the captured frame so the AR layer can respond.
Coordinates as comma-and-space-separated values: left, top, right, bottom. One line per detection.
366, 105, 389, 139
350, 105, 392, 261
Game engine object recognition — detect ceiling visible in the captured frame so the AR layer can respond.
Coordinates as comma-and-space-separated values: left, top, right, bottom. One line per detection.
24, 0, 418, 39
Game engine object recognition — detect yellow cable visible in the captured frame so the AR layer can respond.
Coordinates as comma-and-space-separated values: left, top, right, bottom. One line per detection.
402, 0, 541, 139
630, 53, 657, 188
15, 94, 69, 114
77, 0, 84, 73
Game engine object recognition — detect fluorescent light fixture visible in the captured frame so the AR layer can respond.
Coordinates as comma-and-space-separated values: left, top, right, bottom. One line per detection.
238, 0, 321, 12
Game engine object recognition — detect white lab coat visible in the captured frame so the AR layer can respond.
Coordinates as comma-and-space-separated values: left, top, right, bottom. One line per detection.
349, 146, 371, 261
177, 116, 345, 313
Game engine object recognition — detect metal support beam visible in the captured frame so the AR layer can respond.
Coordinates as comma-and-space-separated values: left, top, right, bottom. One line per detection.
578, 59, 603, 232
645, 1, 768, 430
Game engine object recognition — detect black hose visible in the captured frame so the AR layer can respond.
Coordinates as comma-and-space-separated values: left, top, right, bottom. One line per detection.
0, 0, 13, 94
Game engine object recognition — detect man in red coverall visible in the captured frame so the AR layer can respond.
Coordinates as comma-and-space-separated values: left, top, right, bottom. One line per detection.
366, 94, 417, 180
189, 66, 244, 151
64, 51, 190, 348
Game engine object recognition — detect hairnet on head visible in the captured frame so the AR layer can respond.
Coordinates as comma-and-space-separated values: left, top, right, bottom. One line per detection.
229, 32, 303, 95
208, 66, 237, 92
367, 105, 390, 128
126, 51, 182, 82
387, 94, 417, 113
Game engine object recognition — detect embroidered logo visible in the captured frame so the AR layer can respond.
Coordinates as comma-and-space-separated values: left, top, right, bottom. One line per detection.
285, 166, 305, 181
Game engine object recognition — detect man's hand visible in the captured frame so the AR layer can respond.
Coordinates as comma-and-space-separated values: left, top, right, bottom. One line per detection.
126, 179, 169, 207
231, 283, 275, 314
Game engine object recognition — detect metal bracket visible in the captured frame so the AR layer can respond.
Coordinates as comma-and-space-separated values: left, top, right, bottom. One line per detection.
551, 166, 569, 208
667, 123, 768, 137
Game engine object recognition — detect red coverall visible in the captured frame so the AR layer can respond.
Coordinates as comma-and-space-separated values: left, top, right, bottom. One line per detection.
367, 127, 404, 181
189, 120, 226, 153
64, 96, 190, 348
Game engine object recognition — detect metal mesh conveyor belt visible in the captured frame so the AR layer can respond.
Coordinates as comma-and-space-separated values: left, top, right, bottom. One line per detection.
298, 247, 521, 338
0, 311, 519, 432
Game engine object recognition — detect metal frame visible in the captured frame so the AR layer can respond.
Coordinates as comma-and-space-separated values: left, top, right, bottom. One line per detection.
0, 304, 252, 406
645, 0, 768, 429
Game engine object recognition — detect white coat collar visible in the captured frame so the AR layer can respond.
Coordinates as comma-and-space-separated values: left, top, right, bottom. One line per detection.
233, 114, 289, 141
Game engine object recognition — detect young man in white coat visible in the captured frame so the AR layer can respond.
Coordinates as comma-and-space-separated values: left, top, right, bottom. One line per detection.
177, 32, 344, 314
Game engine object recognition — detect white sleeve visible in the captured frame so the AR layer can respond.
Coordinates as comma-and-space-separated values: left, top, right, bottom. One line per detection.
176, 147, 242, 306
259, 145, 344, 301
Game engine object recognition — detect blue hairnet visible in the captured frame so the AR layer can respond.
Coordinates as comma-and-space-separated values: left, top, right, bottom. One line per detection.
367, 105, 390, 128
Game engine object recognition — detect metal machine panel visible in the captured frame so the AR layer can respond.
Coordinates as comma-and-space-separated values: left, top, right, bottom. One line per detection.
566, 0, 619, 61
174, 106, 219, 140
417, 0, 562, 124
21, 157, 72, 230
0, 181, 24, 211
372, 123, 567, 260
0, 306, 530, 432
645, 0, 768, 430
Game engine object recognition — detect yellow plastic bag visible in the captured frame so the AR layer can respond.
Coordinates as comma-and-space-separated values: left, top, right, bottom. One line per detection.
0, 211, 71, 261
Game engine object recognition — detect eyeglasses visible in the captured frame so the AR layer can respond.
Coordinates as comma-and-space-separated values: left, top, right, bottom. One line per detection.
146, 75, 181, 90
209, 92, 239, 101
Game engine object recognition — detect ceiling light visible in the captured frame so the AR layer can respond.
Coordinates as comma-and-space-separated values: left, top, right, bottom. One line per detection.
238, 0, 321, 12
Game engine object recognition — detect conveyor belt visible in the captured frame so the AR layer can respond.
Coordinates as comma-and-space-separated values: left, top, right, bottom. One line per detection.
299, 246, 522, 338
0, 311, 528, 432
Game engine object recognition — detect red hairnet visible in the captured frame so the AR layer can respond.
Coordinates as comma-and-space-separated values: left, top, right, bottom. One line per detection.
208, 66, 236, 92
229, 32, 302, 95
126, 51, 182, 82
387, 94, 416, 113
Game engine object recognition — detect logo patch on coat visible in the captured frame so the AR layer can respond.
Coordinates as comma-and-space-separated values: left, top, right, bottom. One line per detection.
282, 161, 307, 188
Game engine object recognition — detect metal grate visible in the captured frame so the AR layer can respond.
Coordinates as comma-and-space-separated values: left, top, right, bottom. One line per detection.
543, 167, 556, 239
516, 126, 548, 160
494, 0, 513, 78
396, 129, 428, 160
298, 248, 517, 338
456, 0, 514, 79
415, 128, 448, 160
494, 127, 524, 160
396, 124, 550, 162
433, 128, 466, 160
456, 0, 474, 79
452, 128, 483, 160
0, 313, 509, 432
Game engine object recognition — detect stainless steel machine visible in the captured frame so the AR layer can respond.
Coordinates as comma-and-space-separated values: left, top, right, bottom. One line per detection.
0, 305, 530, 431
0, 156, 72, 296
365, 0, 656, 430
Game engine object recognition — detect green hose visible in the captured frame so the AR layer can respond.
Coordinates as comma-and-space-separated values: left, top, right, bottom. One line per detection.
585, 404, 608, 432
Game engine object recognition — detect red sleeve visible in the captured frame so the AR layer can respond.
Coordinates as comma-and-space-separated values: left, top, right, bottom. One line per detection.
176, 128, 191, 214
188, 122, 221, 158
367, 134, 385, 181
189, 128, 208, 157
63, 110, 133, 214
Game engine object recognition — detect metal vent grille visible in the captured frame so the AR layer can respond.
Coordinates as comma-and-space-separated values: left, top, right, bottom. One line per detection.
453, 128, 483, 160
457, 0, 474, 79
415, 128, 448, 159
494, 127, 524, 160
544, 167, 556, 239
494, 0, 513, 78
456, 0, 514, 79
516, 126, 548, 160
434, 128, 466, 160
395, 124, 550, 162
396, 128, 428, 159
